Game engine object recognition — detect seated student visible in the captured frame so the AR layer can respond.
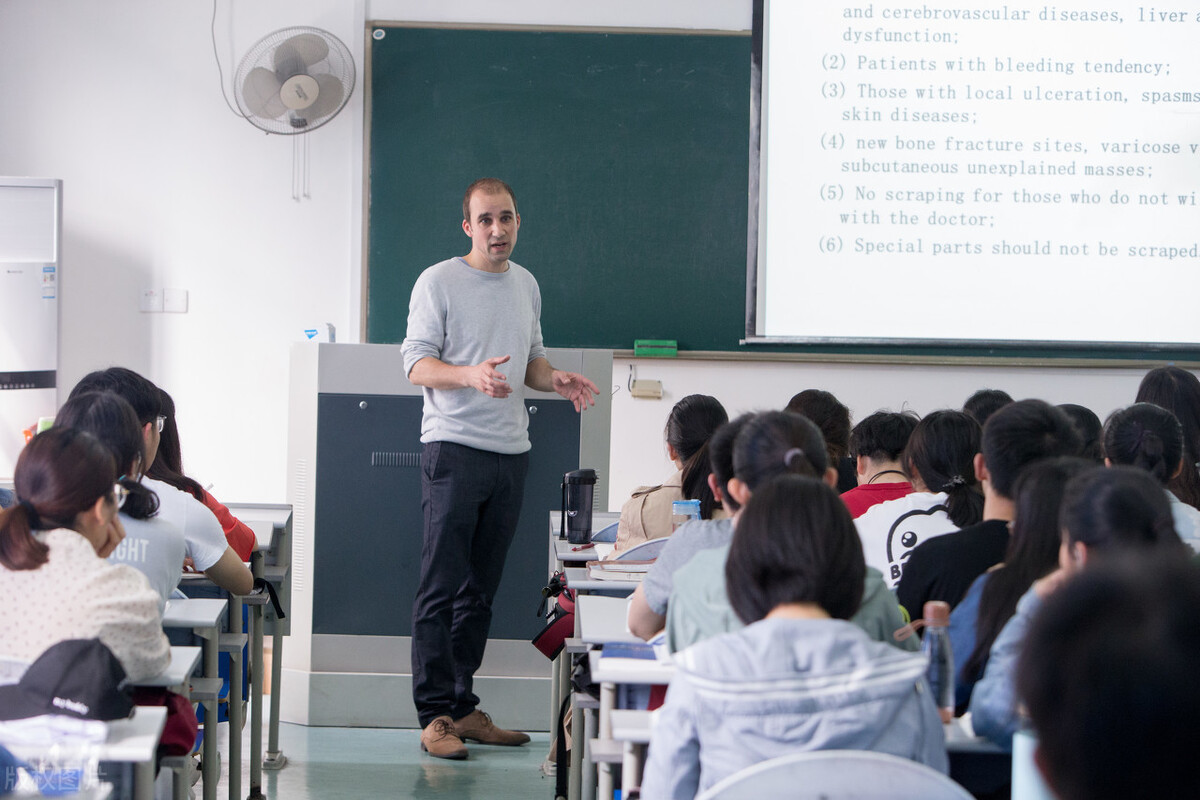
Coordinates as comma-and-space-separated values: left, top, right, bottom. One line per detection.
661, 411, 914, 654
610, 394, 728, 557
841, 410, 919, 518
147, 387, 256, 561
1057, 402, 1103, 462
1017, 556, 1200, 800
1103, 402, 1200, 552
68, 367, 253, 596
969, 466, 1188, 748
948, 457, 1092, 712
785, 388, 857, 492
855, 410, 983, 589
1136, 365, 1200, 510
642, 474, 947, 800
0, 428, 169, 682
54, 391, 186, 609
963, 388, 1013, 428
898, 400, 1080, 616
627, 413, 747, 639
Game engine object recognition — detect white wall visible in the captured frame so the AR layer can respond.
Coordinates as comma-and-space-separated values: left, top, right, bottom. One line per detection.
1, 0, 1187, 508
0, 0, 361, 499
606, 357, 1172, 508
0, 0, 747, 500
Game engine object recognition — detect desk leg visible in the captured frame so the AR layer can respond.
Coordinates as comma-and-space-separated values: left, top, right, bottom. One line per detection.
133, 758, 156, 800
202, 627, 219, 800
581, 706, 597, 800
568, 692, 584, 800
248, 605, 265, 799
621, 742, 643, 800
597, 683, 615, 800
228, 598, 244, 800
265, 626, 286, 771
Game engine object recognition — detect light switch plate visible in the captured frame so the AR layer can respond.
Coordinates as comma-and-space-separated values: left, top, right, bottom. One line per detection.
164, 288, 188, 313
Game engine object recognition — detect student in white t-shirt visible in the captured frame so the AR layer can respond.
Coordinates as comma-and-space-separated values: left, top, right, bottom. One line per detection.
855, 410, 983, 588
55, 391, 185, 610
67, 368, 254, 596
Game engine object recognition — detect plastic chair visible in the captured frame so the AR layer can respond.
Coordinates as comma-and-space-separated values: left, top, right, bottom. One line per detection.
614, 537, 668, 562
696, 750, 974, 800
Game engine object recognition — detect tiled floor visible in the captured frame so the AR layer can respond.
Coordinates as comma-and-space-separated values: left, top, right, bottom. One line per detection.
215, 722, 554, 800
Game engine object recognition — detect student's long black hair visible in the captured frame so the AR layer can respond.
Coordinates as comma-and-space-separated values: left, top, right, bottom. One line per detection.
732, 410, 829, 491
1104, 402, 1184, 486
54, 391, 160, 521
145, 388, 206, 501
1136, 366, 1200, 510
961, 457, 1094, 695
903, 410, 984, 528
666, 394, 728, 520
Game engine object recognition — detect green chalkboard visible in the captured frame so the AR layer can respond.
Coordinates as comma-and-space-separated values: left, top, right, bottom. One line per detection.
366, 25, 751, 351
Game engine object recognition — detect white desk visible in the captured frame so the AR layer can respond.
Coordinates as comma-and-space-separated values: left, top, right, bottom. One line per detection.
132, 646, 201, 690
162, 598, 226, 800
564, 567, 639, 596
575, 594, 656, 800
547, 511, 618, 800
227, 501, 293, 799
588, 650, 674, 800
576, 595, 637, 646
2, 707, 166, 800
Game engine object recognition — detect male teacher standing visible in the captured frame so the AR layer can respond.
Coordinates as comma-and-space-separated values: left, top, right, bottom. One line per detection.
401, 178, 599, 759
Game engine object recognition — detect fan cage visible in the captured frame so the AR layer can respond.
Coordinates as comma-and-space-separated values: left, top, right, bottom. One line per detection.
233, 26, 355, 135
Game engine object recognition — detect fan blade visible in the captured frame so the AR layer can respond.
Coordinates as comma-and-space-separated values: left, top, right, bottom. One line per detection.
242, 67, 286, 119
274, 33, 329, 77
306, 74, 346, 120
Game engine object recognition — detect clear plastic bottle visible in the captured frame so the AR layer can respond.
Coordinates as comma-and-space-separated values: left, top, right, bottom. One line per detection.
920, 600, 955, 723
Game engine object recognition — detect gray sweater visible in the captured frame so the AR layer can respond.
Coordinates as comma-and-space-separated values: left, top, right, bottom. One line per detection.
401, 257, 547, 454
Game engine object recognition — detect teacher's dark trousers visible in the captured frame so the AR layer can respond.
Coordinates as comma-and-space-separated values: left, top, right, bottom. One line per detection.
411, 441, 529, 728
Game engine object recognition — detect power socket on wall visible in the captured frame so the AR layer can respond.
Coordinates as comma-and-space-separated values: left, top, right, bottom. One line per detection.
139, 288, 163, 313
139, 288, 188, 313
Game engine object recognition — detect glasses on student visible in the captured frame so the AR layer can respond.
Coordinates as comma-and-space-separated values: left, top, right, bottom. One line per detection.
155, 415, 166, 433
113, 481, 129, 510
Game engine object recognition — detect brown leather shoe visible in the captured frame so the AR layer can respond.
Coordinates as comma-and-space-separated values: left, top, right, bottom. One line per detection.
420, 715, 468, 759
452, 709, 531, 746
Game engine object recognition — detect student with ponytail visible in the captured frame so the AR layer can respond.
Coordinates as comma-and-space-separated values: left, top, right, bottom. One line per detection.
54, 391, 186, 608
610, 394, 728, 556
970, 466, 1187, 747
855, 410, 983, 590
146, 387, 256, 561
1135, 365, 1200, 510
898, 400, 1081, 617
0, 428, 169, 682
1103, 402, 1200, 551
659, 411, 914, 654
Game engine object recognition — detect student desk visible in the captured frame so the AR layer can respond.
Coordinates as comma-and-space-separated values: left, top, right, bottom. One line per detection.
588, 649, 674, 800
574, 594, 647, 800
134, 646, 201, 690
226, 501, 293, 798
161, 597, 226, 800
2, 707, 167, 800
562, 567, 640, 595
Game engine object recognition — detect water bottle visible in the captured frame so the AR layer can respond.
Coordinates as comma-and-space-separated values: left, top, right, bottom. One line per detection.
920, 600, 955, 723
671, 499, 701, 532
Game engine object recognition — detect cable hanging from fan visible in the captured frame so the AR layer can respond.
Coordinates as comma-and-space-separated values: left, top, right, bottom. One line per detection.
211, 3, 356, 200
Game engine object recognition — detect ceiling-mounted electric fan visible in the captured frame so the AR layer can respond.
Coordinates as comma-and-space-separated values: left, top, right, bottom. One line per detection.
233, 27, 355, 135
